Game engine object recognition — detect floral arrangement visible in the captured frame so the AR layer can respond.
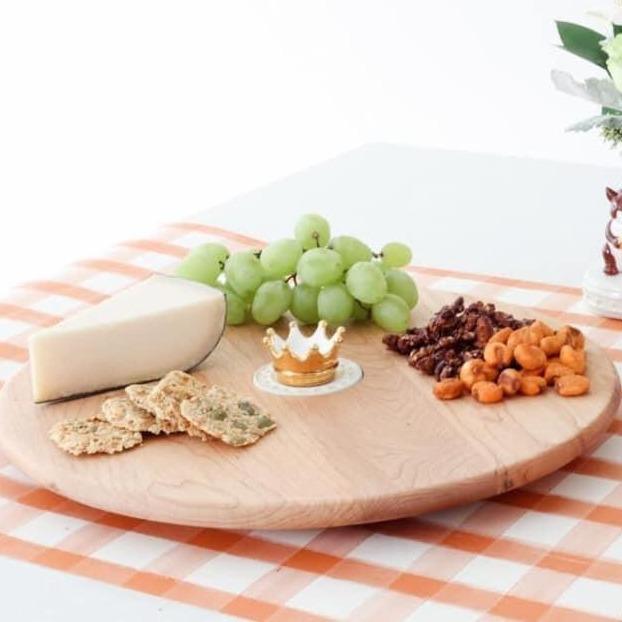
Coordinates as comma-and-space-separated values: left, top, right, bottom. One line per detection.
553, 3, 622, 147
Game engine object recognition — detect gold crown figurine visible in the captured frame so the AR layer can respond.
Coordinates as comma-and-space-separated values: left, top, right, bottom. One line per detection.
263, 321, 346, 387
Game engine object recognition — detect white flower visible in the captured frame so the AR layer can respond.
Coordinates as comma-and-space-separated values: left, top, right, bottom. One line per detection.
602, 34, 622, 90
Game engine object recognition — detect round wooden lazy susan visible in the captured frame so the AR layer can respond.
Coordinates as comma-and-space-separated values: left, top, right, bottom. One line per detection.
0, 290, 619, 529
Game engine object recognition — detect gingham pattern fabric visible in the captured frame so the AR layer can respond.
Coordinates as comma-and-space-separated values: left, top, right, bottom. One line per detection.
1, 220, 622, 622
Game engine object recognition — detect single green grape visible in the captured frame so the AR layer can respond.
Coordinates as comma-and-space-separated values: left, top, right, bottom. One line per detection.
330, 236, 372, 269
175, 252, 221, 285
345, 261, 387, 304
260, 238, 303, 278
290, 283, 320, 324
371, 294, 411, 332
224, 252, 264, 299
294, 213, 330, 250
351, 300, 370, 321
385, 268, 418, 309
317, 283, 354, 325
223, 287, 247, 325
381, 242, 412, 268
251, 280, 292, 325
191, 242, 229, 266
297, 248, 344, 287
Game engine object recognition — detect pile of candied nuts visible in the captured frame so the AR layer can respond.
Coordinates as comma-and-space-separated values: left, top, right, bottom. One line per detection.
433, 320, 590, 404
382, 297, 528, 380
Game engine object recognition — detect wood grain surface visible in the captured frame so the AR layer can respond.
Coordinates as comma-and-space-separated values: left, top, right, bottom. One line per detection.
0, 290, 619, 529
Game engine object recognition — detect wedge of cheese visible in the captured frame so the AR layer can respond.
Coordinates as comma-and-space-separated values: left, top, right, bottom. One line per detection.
29, 275, 226, 402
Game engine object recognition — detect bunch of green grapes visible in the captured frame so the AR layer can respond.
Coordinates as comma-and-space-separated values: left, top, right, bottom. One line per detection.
174, 214, 417, 332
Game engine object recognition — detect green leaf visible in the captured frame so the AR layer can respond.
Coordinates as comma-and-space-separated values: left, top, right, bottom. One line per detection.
603, 106, 622, 116
614, 24, 622, 36
556, 21, 608, 69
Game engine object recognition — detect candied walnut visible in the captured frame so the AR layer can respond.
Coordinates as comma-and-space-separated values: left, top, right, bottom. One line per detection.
559, 345, 586, 374
408, 346, 436, 375
437, 362, 460, 381
519, 375, 547, 396
544, 361, 575, 385
558, 325, 585, 349
475, 316, 494, 347
489, 327, 513, 344
555, 374, 590, 397
463, 347, 482, 361
483, 342, 513, 368
459, 359, 488, 390
471, 381, 504, 404
497, 369, 521, 396
540, 333, 565, 357
514, 344, 547, 371
400, 331, 428, 353
433, 378, 465, 400
382, 333, 400, 350
383, 297, 530, 380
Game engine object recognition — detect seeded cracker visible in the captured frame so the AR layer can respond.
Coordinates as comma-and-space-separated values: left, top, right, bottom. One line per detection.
50, 417, 142, 456
125, 383, 155, 410
180, 386, 276, 447
99, 396, 164, 434
142, 371, 211, 440
125, 383, 178, 434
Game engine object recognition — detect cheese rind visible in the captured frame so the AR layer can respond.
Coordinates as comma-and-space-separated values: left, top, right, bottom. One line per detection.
29, 275, 226, 402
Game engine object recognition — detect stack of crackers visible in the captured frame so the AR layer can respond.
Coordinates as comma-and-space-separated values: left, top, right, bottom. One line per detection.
49, 370, 276, 456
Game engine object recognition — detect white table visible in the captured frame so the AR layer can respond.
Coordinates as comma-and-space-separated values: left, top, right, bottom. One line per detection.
201, 143, 621, 288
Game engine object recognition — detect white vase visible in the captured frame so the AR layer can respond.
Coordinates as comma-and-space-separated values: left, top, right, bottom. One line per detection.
583, 264, 622, 319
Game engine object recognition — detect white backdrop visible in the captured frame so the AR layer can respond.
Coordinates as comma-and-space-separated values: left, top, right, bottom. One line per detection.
0, 0, 620, 293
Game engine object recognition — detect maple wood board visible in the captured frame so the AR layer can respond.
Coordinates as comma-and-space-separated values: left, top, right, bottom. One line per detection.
0, 290, 619, 529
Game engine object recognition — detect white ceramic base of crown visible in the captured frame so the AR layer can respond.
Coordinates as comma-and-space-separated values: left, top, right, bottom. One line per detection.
583, 264, 622, 319
253, 358, 363, 396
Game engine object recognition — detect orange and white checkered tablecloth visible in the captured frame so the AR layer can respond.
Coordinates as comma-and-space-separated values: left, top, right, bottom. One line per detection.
1, 220, 622, 621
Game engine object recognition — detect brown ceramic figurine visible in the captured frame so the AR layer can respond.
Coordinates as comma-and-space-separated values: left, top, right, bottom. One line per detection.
603, 187, 622, 276
583, 187, 622, 318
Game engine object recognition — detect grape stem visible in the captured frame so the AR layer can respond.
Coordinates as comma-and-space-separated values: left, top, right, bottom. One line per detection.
312, 232, 320, 248
285, 273, 298, 285
373, 252, 382, 259
253, 251, 262, 259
